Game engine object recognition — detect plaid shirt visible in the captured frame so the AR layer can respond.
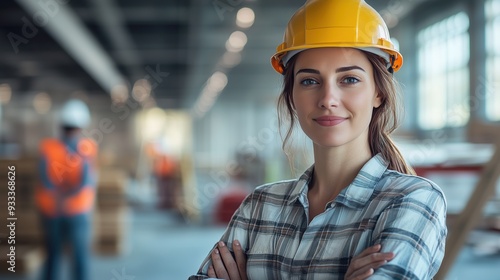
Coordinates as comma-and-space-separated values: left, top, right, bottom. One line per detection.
190, 154, 447, 280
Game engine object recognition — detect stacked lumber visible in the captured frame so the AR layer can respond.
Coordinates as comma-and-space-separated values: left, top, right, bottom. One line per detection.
93, 169, 129, 255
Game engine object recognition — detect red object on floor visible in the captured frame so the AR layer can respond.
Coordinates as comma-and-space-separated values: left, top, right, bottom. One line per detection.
214, 189, 249, 225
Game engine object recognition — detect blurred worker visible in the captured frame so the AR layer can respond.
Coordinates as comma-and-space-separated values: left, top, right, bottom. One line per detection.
36, 99, 98, 280
146, 140, 180, 210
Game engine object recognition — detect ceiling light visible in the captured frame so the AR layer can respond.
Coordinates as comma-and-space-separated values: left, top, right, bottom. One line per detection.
111, 84, 129, 104
207, 71, 228, 92
192, 72, 229, 118
132, 79, 152, 102
226, 31, 247, 52
236, 7, 255, 28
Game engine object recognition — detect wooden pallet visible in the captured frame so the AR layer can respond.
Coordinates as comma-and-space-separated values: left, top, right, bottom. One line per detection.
92, 207, 129, 256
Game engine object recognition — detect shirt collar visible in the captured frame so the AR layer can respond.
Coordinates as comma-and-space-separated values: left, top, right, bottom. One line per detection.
287, 154, 389, 208
287, 165, 313, 205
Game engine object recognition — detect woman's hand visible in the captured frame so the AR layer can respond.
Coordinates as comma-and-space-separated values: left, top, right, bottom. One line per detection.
345, 244, 394, 280
208, 240, 247, 280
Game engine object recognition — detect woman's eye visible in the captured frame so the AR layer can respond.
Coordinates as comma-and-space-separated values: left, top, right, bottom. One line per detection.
300, 79, 318, 86
341, 77, 360, 84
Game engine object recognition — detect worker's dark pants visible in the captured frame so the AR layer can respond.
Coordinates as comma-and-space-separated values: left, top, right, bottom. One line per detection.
41, 213, 91, 280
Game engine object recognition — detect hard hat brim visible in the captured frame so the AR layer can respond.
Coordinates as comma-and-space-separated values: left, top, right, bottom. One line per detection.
271, 45, 403, 74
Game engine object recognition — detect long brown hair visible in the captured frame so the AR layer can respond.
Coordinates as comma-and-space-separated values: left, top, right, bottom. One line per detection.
277, 50, 415, 175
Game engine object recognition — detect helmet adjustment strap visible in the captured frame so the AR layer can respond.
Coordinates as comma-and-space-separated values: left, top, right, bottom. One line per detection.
388, 55, 396, 74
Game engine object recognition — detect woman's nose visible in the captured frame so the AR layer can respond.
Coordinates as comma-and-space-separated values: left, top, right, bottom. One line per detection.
318, 83, 340, 108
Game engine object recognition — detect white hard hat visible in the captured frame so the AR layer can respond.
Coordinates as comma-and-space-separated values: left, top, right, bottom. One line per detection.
59, 99, 91, 128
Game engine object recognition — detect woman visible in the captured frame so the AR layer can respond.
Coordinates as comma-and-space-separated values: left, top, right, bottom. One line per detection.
190, 0, 447, 279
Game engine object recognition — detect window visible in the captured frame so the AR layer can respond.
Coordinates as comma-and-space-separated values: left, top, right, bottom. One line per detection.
485, 0, 500, 121
417, 12, 470, 130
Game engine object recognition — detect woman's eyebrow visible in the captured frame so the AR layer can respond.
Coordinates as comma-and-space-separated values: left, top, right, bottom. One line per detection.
295, 68, 320, 76
295, 66, 365, 76
336, 65, 365, 73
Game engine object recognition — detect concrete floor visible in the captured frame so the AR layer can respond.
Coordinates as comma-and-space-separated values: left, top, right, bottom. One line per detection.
1, 207, 225, 280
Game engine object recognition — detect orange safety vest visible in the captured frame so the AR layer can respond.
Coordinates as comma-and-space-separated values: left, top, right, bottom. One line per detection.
154, 155, 177, 177
35, 138, 98, 217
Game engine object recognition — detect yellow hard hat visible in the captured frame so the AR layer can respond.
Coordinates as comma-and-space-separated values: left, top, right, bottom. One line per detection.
271, 0, 403, 74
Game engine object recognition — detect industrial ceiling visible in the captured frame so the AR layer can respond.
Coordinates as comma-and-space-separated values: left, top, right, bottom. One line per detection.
0, 0, 422, 112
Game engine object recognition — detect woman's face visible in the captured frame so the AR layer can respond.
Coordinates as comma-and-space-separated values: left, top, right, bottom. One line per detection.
292, 47, 381, 149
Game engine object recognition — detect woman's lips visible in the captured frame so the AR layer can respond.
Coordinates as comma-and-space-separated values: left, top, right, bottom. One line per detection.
314, 116, 347, 126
